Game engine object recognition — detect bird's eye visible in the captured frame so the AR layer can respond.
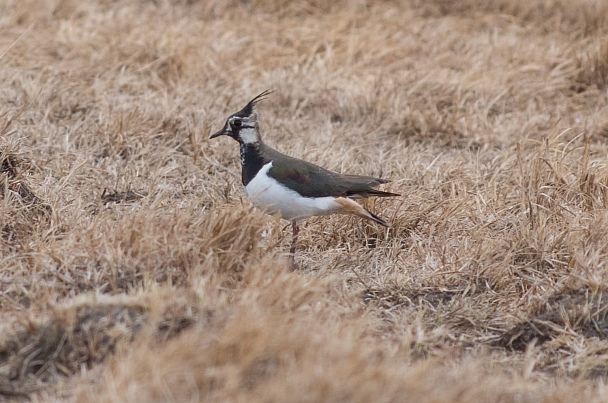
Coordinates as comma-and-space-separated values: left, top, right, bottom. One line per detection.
232, 119, 242, 128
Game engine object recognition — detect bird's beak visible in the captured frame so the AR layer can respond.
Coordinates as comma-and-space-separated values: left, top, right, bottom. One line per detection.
209, 126, 230, 139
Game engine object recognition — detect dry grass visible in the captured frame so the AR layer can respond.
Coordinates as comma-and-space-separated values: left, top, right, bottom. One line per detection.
1, 0, 608, 401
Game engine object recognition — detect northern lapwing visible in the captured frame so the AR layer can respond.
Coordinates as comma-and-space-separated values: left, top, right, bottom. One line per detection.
209, 90, 399, 267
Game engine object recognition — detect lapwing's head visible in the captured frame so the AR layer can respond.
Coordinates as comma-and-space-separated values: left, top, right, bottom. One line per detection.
209, 90, 273, 145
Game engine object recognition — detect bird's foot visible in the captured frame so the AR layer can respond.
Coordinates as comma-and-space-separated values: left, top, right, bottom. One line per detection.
288, 253, 298, 271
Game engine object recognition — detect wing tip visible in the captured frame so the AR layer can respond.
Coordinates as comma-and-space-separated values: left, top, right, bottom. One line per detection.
370, 189, 400, 198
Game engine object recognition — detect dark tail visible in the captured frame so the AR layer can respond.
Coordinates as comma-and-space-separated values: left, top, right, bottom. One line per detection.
365, 209, 390, 227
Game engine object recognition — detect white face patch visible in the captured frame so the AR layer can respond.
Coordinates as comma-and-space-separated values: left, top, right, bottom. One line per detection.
228, 115, 259, 144
239, 126, 259, 144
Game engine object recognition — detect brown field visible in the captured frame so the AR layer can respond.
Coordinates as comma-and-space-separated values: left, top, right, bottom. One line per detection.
1, 0, 608, 401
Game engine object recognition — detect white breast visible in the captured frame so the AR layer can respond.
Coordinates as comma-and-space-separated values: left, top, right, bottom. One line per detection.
245, 162, 342, 221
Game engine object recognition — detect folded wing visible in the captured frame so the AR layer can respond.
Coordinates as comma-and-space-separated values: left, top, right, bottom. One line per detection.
265, 148, 399, 199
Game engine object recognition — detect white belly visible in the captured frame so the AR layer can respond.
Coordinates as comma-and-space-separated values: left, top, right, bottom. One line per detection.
245, 162, 342, 221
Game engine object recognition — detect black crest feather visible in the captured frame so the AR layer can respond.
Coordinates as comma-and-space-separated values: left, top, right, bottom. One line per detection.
235, 89, 274, 118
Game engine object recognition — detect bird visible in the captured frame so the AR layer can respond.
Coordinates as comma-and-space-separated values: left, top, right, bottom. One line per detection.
209, 90, 399, 268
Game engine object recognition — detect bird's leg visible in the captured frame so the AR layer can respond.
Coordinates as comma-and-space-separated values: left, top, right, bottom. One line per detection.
290, 220, 299, 255
289, 220, 299, 269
